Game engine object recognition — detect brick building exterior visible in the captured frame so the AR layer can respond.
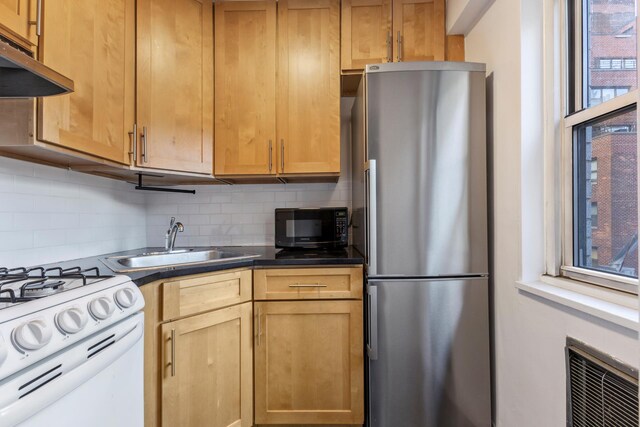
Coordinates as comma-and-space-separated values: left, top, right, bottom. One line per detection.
585, 0, 637, 276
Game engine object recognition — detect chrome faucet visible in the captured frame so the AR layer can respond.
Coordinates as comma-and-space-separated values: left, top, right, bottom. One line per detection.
165, 217, 184, 252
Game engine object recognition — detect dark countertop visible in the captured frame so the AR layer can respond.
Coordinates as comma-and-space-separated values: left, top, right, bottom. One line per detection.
46, 246, 364, 286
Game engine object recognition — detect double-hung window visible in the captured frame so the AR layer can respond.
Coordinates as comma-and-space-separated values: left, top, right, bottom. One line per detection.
562, 0, 638, 293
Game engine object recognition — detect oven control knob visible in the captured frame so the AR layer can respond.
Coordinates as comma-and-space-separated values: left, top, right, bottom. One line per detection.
13, 320, 52, 351
114, 288, 137, 309
88, 297, 115, 320
56, 307, 88, 334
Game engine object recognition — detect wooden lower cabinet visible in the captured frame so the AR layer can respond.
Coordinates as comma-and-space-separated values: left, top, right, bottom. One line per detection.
142, 267, 364, 427
254, 300, 364, 425
161, 302, 254, 427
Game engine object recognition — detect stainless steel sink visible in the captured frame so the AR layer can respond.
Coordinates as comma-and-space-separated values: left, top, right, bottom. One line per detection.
100, 248, 261, 272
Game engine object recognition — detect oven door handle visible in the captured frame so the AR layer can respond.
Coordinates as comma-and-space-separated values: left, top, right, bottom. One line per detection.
0, 314, 144, 426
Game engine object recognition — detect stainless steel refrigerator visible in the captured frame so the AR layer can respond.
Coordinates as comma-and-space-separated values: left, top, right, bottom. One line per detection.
351, 62, 491, 427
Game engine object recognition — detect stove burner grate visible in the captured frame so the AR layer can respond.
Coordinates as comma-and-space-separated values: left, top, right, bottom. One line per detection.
0, 265, 114, 304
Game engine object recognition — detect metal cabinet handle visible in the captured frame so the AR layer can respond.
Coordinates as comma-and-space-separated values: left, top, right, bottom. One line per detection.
128, 123, 138, 163
280, 140, 285, 172
367, 284, 378, 360
288, 283, 328, 288
141, 126, 148, 163
397, 31, 403, 62
257, 307, 262, 347
169, 329, 176, 377
386, 31, 392, 63
268, 140, 273, 172
28, 0, 42, 36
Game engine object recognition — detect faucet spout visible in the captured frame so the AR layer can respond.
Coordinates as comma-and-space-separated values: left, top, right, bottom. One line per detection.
165, 218, 184, 252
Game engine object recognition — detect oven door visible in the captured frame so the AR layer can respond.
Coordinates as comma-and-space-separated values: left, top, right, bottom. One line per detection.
275, 209, 345, 248
0, 313, 144, 427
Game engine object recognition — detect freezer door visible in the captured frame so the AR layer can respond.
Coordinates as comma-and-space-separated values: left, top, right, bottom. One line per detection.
365, 68, 488, 276
367, 278, 491, 427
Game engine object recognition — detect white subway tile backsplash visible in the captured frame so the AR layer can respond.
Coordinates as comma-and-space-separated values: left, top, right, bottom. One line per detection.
198, 204, 221, 214
177, 204, 200, 214
0, 230, 33, 250
275, 192, 296, 202
144, 179, 352, 247
208, 214, 232, 224
0, 157, 146, 267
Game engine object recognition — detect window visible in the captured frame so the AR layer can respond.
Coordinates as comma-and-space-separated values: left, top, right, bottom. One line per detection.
589, 87, 631, 106
582, 2, 637, 109
596, 58, 637, 70
590, 202, 598, 228
599, 58, 612, 69
563, 0, 638, 293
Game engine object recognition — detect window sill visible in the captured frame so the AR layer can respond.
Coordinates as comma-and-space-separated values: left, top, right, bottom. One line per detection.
515, 276, 639, 331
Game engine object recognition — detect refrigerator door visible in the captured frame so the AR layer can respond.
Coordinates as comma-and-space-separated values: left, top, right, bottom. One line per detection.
367, 277, 491, 427
365, 63, 488, 277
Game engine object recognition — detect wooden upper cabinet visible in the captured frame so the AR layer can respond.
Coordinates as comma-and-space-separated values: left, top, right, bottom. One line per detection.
277, 0, 340, 175
393, 0, 445, 62
341, 0, 392, 72
0, 0, 37, 48
254, 300, 364, 425
37, 0, 135, 165
161, 302, 253, 427
136, 0, 213, 174
214, 0, 276, 176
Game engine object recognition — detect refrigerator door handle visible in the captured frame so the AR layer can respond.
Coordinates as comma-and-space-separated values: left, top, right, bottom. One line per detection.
367, 283, 379, 360
366, 159, 378, 276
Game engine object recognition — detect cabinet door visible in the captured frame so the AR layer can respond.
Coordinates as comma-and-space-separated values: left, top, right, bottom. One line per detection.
0, 0, 37, 48
341, 0, 392, 71
254, 300, 364, 425
392, 0, 445, 62
214, 0, 276, 176
277, 0, 340, 175
162, 302, 253, 427
137, 0, 213, 173
37, 0, 135, 164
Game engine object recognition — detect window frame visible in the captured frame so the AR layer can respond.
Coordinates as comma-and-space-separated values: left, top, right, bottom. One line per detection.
557, 0, 639, 295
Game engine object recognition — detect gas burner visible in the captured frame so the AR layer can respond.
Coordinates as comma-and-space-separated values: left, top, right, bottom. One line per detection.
22, 280, 66, 298
0, 265, 114, 306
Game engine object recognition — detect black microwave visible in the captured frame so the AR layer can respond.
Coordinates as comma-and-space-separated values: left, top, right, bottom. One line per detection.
275, 207, 349, 249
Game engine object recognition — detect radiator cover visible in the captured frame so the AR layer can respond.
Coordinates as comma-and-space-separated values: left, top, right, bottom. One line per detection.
566, 338, 638, 427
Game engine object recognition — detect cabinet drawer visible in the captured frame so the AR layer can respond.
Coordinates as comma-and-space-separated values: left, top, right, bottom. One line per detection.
253, 267, 363, 300
162, 269, 252, 321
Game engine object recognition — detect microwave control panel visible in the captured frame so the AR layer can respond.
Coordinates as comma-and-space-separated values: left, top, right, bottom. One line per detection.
336, 210, 348, 242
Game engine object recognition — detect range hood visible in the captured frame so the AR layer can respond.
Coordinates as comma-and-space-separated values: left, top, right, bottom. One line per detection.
0, 40, 73, 97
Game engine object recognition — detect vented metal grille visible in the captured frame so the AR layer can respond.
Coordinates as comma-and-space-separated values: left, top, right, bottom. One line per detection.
567, 341, 638, 427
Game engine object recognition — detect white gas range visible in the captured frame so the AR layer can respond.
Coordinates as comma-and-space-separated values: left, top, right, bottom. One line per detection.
0, 266, 144, 427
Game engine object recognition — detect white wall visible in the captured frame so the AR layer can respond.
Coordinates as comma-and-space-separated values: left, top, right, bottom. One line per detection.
0, 156, 147, 267
465, 1, 639, 426
145, 97, 354, 248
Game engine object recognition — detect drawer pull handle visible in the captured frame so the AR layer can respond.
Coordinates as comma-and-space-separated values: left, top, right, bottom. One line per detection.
288, 283, 328, 288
